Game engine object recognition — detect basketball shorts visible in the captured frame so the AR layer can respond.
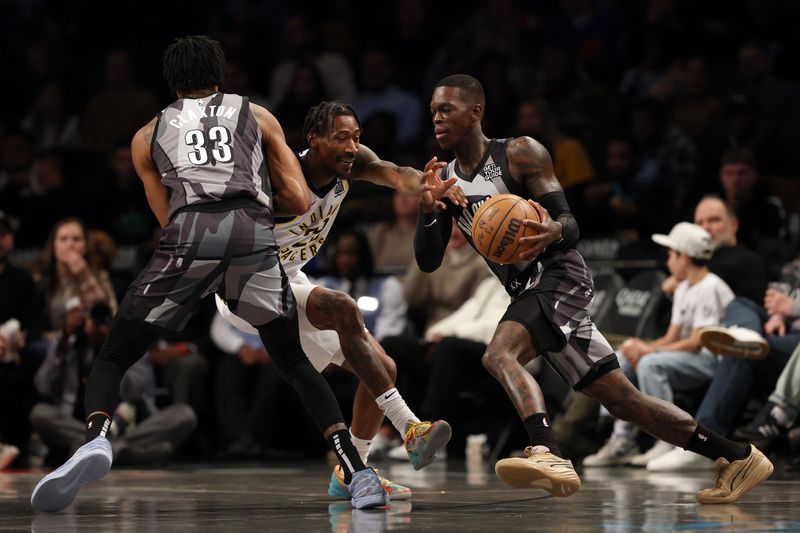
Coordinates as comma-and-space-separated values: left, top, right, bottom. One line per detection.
120, 202, 294, 332
216, 270, 347, 372
500, 249, 618, 391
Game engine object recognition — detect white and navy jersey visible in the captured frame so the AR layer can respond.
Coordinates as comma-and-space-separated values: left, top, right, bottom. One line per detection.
151, 93, 272, 220
274, 154, 349, 278
446, 138, 538, 297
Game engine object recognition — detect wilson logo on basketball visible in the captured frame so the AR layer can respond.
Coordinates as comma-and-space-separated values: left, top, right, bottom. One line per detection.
492, 218, 522, 258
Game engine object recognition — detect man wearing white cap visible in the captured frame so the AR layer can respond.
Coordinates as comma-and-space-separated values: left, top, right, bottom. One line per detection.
584, 222, 735, 470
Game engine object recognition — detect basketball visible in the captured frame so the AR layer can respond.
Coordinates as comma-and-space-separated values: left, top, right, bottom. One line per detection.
471, 194, 539, 264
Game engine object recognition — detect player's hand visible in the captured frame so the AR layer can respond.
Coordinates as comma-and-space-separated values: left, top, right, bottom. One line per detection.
419, 157, 455, 213
764, 288, 793, 316
516, 200, 562, 262
764, 314, 786, 336
441, 185, 467, 210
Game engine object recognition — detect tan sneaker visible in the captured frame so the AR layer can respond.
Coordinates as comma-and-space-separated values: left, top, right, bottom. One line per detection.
495, 445, 581, 497
699, 326, 769, 360
696, 445, 773, 504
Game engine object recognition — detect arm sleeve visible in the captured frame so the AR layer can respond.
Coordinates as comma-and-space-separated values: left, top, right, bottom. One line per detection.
414, 208, 452, 273
538, 190, 579, 252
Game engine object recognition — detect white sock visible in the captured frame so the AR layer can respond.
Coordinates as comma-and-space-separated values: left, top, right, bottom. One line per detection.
375, 388, 420, 435
349, 429, 372, 465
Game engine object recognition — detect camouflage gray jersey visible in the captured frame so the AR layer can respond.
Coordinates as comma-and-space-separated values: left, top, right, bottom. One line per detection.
151, 93, 272, 220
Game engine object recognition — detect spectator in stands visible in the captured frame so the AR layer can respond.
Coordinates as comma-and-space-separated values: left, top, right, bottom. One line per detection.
317, 230, 406, 341
717, 147, 787, 275
735, 341, 800, 449
416, 275, 513, 457
382, 224, 489, 413
31, 302, 196, 466
688, 256, 800, 471
269, 14, 355, 108
21, 82, 80, 152
662, 195, 767, 305
514, 99, 594, 191
209, 310, 285, 458
583, 222, 732, 469
274, 62, 328, 151
32, 217, 117, 332
367, 191, 418, 275
0, 211, 45, 468
668, 56, 721, 143
81, 50, 158, 153
348, 49, 423, 146
629, 97, 699, 229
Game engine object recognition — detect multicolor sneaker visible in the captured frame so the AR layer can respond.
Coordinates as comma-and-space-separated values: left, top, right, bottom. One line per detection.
696, 445, 773, 504
328, 464, 412, 500
348, 467, 390, 509
403, 420, 452, 470
495, 445, 581, 497
31, 436, 112, 512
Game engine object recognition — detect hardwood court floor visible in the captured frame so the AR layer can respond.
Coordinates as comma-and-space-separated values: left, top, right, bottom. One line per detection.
2, 458, 799, 532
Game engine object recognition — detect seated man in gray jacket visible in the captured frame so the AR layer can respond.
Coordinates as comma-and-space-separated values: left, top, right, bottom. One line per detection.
30, 300, 196, 466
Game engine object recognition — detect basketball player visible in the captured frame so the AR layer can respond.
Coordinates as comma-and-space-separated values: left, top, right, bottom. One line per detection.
415, 74, 773, 503
31, 36, 387, 512
217, 101, 454, 501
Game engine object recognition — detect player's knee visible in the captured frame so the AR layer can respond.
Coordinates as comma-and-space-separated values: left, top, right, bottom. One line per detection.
481, 349, 504, 375
329, 292, 363, 334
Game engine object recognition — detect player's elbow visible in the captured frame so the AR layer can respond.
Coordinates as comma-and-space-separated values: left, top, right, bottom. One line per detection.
278, 189, 312, 216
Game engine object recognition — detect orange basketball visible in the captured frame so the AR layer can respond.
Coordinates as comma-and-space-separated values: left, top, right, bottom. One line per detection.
471, 194, 539, 264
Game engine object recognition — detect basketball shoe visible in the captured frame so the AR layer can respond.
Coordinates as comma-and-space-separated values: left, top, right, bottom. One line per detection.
348, 467, 390, 509
403, 420, 452, 470
495, 445, 581, 497
31, 436, 112, 512
328, 464, 412, 500
696, 445, 773, 504
699, 326, 769, 360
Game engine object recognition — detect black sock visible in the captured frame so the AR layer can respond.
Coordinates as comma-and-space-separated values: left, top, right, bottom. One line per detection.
85, 412, 112, 443
327, 429, 367, 484
523, 413, 563, 458
685, 423, 750, 462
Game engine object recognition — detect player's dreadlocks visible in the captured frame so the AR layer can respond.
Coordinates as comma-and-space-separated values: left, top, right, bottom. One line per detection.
301, 101, 361, 149
163, 35, 226, 94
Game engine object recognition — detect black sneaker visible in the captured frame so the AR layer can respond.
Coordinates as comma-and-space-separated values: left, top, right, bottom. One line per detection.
734, 402, 785, 442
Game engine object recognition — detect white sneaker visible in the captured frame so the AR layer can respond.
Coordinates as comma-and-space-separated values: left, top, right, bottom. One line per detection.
646, 447, 715, 472
582, 435, 639, 467
699, 326, 769, 360
31, 436, 113, 512
629, 440, 675, 467
0, 444, 20, 470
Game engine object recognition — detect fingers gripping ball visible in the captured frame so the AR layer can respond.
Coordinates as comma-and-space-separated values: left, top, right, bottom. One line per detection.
471, 194, 539, 264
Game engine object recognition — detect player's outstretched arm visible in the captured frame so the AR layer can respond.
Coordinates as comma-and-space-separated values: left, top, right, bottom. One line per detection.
352, 144, 444, 193
131, 119, 169, 228
251, 103, 311, 216
508, 136, 579, 262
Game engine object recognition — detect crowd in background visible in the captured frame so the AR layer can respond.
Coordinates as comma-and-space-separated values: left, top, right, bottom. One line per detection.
1, 0, 800, 470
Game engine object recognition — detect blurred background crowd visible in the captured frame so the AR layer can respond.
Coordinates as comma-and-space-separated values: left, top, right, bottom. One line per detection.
1, 0, 799, 472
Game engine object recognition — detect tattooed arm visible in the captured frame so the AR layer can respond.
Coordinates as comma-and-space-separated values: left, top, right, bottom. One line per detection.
507, 136, 579, 262
131, 118, 169, 228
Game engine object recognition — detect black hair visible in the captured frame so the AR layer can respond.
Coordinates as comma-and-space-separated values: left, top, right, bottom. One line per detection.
331, 229, 374, 280
720, 146, 757, 169
300, 101, 361, 149
162, 35, 226, 94
434, 74, 485, 105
